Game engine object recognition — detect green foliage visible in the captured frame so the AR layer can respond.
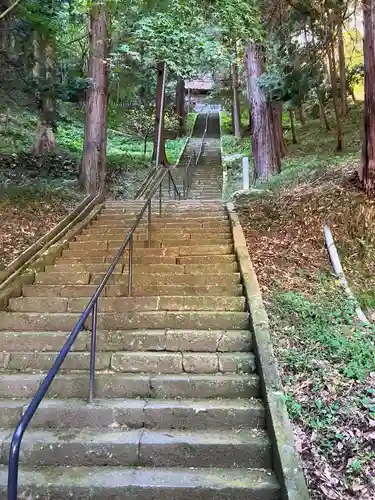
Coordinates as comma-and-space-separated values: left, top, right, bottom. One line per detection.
274, 289, 375, 381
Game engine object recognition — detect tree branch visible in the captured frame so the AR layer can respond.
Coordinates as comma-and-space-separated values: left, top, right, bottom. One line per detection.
0, 0, 22, 21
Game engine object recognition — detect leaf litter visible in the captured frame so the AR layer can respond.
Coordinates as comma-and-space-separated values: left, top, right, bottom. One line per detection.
236, 163, 375, 500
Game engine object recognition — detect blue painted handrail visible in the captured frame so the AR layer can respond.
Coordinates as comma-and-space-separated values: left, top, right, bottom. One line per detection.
7, 168, 180, 500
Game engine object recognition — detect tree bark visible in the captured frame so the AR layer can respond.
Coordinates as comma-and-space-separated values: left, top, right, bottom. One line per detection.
316, 88, 331, 131
338, 21, 348, 116
245, 42, 278, 181
33, 34, 56, 155
231, 61, 241, 139
289, 108, 297, 143
328, 42, 343, 150
152, 60, 169, 166
175, 76, 185, 137
359, 0, 375, 189
80, 0, 109, 195
272, 101, 287, 158
297, 105, 306, 125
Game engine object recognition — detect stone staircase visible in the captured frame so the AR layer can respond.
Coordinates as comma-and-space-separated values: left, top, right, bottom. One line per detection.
161, 113, 223, 200
0, 199, 281, 498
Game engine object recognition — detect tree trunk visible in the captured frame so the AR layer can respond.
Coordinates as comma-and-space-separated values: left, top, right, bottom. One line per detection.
245, 42, 278, 181
289, 108, 297, 143
328, 43, 343, 151
338, 21, 348, 116
297, 105, 306, 125
175, 76, 185, 137
316, 88, 331, 131
152, 60, 169, 166
33, 35, 56, 155
268, 103, 281, 173
231, 62, 241, 139
80, 0, 109, 195
359, 0, 375, 189
272, 101, 286, 159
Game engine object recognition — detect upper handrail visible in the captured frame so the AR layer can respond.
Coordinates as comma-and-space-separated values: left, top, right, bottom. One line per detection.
7, 167, 181, 500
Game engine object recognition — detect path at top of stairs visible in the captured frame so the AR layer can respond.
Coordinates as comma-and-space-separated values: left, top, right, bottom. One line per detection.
0, 199, 281, 499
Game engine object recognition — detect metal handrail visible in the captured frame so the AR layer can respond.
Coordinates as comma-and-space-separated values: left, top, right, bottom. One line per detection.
182, 113, 210, 198
7, 168, 181, 500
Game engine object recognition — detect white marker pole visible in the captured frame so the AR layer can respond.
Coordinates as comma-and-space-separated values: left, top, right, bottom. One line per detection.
242, 157, 249, 190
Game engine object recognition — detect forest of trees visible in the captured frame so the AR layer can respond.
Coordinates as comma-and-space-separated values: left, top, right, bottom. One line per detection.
0, 0, 372, 193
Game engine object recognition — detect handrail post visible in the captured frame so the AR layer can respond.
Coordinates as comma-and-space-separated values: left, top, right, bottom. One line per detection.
8, 437, 20, 500
148, 200, 152, 248
168, 172, 171, 198
159, 182, 162, 216
88, 300, 98, 403
128, 235, 133, 297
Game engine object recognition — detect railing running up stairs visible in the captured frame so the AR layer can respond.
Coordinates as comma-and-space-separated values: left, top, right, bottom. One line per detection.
7, 168, 181, 500
182, 113, 209, 199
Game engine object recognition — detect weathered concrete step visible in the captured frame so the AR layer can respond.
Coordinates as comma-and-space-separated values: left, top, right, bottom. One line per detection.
96, 214, 228, 222
69, 237, 233, 250
77, 231, 233, 242
85, 221, 230, 231
69, 238, 233, 248
0, 329, 252, 353
0, 466, 281, 499
3, 351, 255, 374
0, 429, 272, 468
0, 311, 249, 331
90, 220, 229, 229
62, 243, 234, 258
56, 254, 236, 266
0, 373, 260, 398
36, 272, 242, 286
45, 263, 239, 274
8, 296, 245, 313
23, 284, 244, 298
0, 397, 264, 430
75, 232, 232, 244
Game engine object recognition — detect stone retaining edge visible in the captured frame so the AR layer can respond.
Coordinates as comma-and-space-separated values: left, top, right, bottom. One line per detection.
226, 202, 309, 500
0, 203, 104, 310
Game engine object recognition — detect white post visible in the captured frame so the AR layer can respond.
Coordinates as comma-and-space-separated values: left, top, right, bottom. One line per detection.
242, 157, 249, 190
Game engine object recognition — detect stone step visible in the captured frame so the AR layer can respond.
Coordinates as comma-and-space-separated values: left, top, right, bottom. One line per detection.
75, 231, 232, 243
58, 254, 236, 265
91, 221, 229, 230
0, 465, 280, 499
0, 373, 260, 399
55, 255, 236, 266
23, 283, 244, 298
85, 220, 230, 230
3, 351, 255, 374
0, 428, 272, 468
0, 330, 252, 353
0, 397, 264, 430
71, 238, 233, 248
45, 263, 239, 274
62, 244, 234, 258
69, 237, 233, 250
35, 272, 242, 286
0, 311, 249, 331
96, 214, 228, 222
9, 296, 245, 313
78, 228, 233, 239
